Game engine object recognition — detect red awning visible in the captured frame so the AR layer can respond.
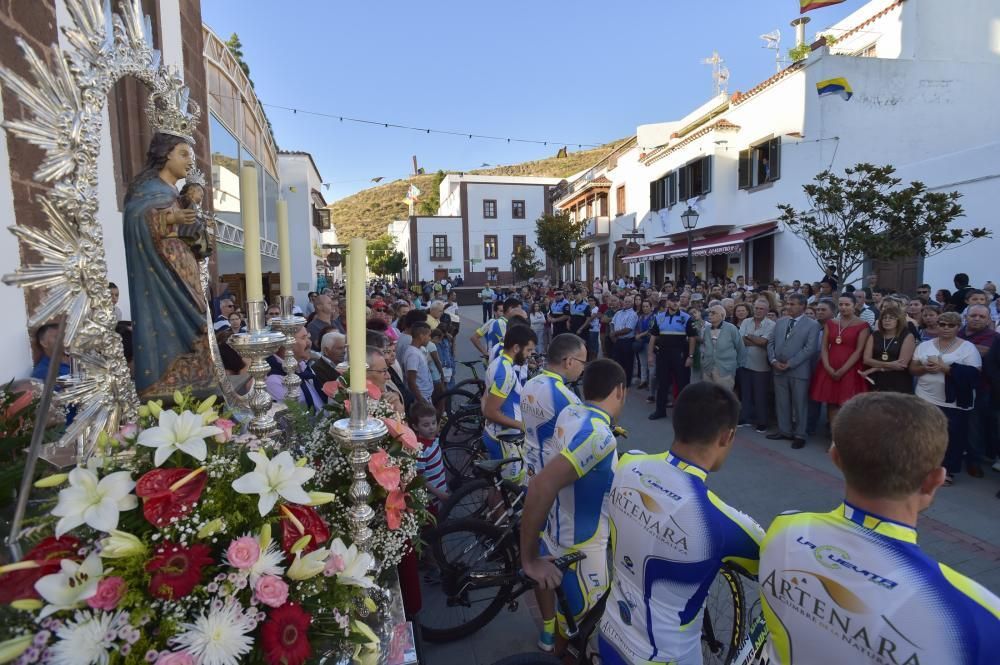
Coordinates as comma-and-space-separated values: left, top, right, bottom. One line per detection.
623, 222, 777, 263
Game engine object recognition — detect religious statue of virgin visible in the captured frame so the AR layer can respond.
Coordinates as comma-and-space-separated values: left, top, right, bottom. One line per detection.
123, 132, 215, 399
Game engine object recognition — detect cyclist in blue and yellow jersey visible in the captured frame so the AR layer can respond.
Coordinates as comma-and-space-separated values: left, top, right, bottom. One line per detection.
489, 316, 533, 384
759, 392, 1000, 665
520, 333, 586, 652
482, 323, 536, 482
521, 358, 627, 656
599, 381, 764, 665
471, 297, 525, 358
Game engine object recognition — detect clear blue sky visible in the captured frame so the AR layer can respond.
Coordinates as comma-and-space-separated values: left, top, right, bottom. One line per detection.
201, 0, 862, 202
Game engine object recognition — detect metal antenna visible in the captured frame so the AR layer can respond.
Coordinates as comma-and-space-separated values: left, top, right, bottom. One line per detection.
701, 51, 729, 96
761, 29, 783, 73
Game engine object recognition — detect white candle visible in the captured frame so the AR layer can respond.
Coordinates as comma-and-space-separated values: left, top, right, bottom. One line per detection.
347, 238, 367, 393
276, 199, 292, 296
240, 165, 263, 302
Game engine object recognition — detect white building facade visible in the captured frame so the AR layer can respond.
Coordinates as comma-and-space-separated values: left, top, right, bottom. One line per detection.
390, 174, 561, 285
277, 151, 337, 303
585, 0, 1000, 294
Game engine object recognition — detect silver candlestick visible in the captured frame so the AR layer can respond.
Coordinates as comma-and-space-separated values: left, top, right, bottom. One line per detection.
330, 390, 387, 553
268, 295, 307, 403
228, 300, 286, 443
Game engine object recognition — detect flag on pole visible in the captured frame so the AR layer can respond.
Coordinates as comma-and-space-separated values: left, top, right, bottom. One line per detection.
816, 77, 853, 100
800, 0, 846, 13
407, 184, 421, 200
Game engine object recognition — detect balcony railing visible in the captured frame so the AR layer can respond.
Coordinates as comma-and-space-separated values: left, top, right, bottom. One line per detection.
429, 245, 452, 260
584, 216, 610, 238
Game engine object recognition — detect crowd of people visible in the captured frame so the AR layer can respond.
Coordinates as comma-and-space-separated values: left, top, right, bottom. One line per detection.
454, 271, 1000, 492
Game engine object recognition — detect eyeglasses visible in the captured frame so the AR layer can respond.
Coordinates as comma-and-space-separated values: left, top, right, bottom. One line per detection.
566, 356, 588, 366
367, 367, 391, 374
937, 322, 958, 329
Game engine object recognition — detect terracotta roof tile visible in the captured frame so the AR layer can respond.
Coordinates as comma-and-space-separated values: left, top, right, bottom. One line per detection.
641, 118, 741, 166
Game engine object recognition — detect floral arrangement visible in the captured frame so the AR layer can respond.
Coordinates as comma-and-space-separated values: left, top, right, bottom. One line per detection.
303, 379, 430, 574
0, 392, 384, 665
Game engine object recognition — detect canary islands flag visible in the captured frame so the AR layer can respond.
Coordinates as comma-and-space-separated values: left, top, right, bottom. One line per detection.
817, 77, 853, 100
800, 0, 846, 13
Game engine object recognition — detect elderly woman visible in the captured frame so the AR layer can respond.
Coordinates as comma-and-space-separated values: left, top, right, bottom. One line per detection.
366, 344, 405, 417
910, 311, 981, 485
699, 304, 746, 390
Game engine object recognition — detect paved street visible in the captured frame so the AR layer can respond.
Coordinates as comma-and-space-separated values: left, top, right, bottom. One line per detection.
419, 306, 1000, 665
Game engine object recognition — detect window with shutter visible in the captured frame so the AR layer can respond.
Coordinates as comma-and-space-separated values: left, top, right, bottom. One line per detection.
701, 156, 712, 195
667, 172, 677, 206
738, 149, 751, 189
678, 167, 689, 201
649, 181, 657, 211
768, 137, 781, 182
599, 194, 608, 216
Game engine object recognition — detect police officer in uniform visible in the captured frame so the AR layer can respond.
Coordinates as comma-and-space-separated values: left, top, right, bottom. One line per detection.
548, 290, 571, 337
568, 291, 591, 342
649, 294, 698, 420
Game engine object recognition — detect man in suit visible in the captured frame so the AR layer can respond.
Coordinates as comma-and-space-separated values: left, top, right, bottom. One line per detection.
766, 293, 820, 449
312, 330, 345, 392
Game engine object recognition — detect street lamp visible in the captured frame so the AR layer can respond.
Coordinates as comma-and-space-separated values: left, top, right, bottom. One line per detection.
569, 239, 578, 285
681, 206, 700, 287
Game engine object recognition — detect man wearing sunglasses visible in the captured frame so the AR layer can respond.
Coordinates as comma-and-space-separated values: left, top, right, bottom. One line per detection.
520, 333, 587, 652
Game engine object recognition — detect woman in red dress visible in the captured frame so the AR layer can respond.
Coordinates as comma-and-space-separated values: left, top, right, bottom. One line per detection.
811, 293, 871, 426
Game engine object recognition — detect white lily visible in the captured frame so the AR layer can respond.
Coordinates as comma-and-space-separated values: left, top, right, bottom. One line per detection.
99, 530, 146, 559
328, 537, 375, 588
51, 468, 137, 537
34, 553, 103, 619
231, 450, 315, 516
287, 547, 329, 581
137, 409, 223, 467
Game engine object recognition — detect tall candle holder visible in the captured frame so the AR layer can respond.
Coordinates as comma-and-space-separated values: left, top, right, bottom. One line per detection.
228, 300, 286, 443
268, 295, 307, 403
330, 389, 387, 553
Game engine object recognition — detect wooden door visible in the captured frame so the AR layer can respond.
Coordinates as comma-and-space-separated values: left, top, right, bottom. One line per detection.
871, 257, 921, 295
433, 269, 449, 282
752, 236, 774, 285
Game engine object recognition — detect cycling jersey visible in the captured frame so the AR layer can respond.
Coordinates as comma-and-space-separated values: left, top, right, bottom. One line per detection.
599, 451, 763, 665
542, 403, 617, 551
759, 502, 1000, 665
482, 352, 524, 481
489, 342, 529, 384
521, 369, 581, 482
476, 316, 508, 349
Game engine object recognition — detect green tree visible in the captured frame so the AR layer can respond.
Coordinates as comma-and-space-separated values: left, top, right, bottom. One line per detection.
225, 33, 251, 82
534, 212, 588, 278
417, 170, 446, 216
366, 234, 408, 277
778, 163, 986, 286
511, 245, 544, 283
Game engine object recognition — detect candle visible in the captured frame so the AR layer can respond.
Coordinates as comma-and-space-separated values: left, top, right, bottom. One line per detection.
347, 238, 367, 393
276, 199, 292, 296
240, 165, 263, 302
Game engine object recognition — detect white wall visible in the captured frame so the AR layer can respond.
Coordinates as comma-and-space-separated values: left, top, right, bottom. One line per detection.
414, 216, 464, 281
0, 92, 30, 381
278, 154, 327, 302
466, 182, 551, 279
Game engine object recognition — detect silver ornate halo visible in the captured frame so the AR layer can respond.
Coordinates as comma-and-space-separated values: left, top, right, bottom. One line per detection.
0, 0, 201, 459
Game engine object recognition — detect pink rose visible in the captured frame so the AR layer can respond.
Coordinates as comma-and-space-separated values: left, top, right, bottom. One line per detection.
382, 418, 421, 453
368, 449, 401, 491
214, 418, 235, 443
156, 653, 195, 665
386, 489, 408, 531
86, 576, 125, 610
366, 380, 382, 401
323, 553, 345, 577
254, 575, 289, 608
226, 536, 260, 569
114, 423, 138, 444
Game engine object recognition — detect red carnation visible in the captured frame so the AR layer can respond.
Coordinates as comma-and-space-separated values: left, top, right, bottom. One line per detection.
136, 468, 207, 528
280, 504, 330, 556
0, 536, 80, 603
261, 602, 312, 665
146, 542, 213, 599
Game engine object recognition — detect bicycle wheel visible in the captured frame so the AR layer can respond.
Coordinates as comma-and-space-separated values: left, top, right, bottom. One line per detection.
701, 565, 747, 665
440, 409, 484, 448
420, 519, 518, 643
452, 377, 484, 394
436, 388, 480, 418
438, 478, 492, 522
440, 441, 487, 485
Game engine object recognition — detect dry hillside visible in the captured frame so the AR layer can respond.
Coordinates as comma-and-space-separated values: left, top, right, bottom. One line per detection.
328, 139, 629, 241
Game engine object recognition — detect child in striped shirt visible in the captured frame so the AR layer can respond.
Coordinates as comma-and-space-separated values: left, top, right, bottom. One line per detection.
408, 403, 449, 508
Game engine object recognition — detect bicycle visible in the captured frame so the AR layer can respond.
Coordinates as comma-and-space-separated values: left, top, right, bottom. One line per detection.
486, 562, 766, 665
436, 359, 487, 418
438, 456, 526, 524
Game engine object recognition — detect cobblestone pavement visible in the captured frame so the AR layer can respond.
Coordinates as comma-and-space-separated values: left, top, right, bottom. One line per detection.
418, 306, 1000, 664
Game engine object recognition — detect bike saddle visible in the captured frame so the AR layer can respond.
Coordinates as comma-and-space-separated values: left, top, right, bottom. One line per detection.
497, 433, 525, 445
474, 457, 521, 474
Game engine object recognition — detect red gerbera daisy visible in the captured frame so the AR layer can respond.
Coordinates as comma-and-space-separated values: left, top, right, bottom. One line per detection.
0, 536, 80, 603
280, 504, 330, 556
261, 602, 312, 665
145, 542, 213, 599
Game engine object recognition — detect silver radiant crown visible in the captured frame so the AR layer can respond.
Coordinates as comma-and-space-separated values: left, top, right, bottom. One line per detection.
184, 166, 206, 187
147, 72, 201, 143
